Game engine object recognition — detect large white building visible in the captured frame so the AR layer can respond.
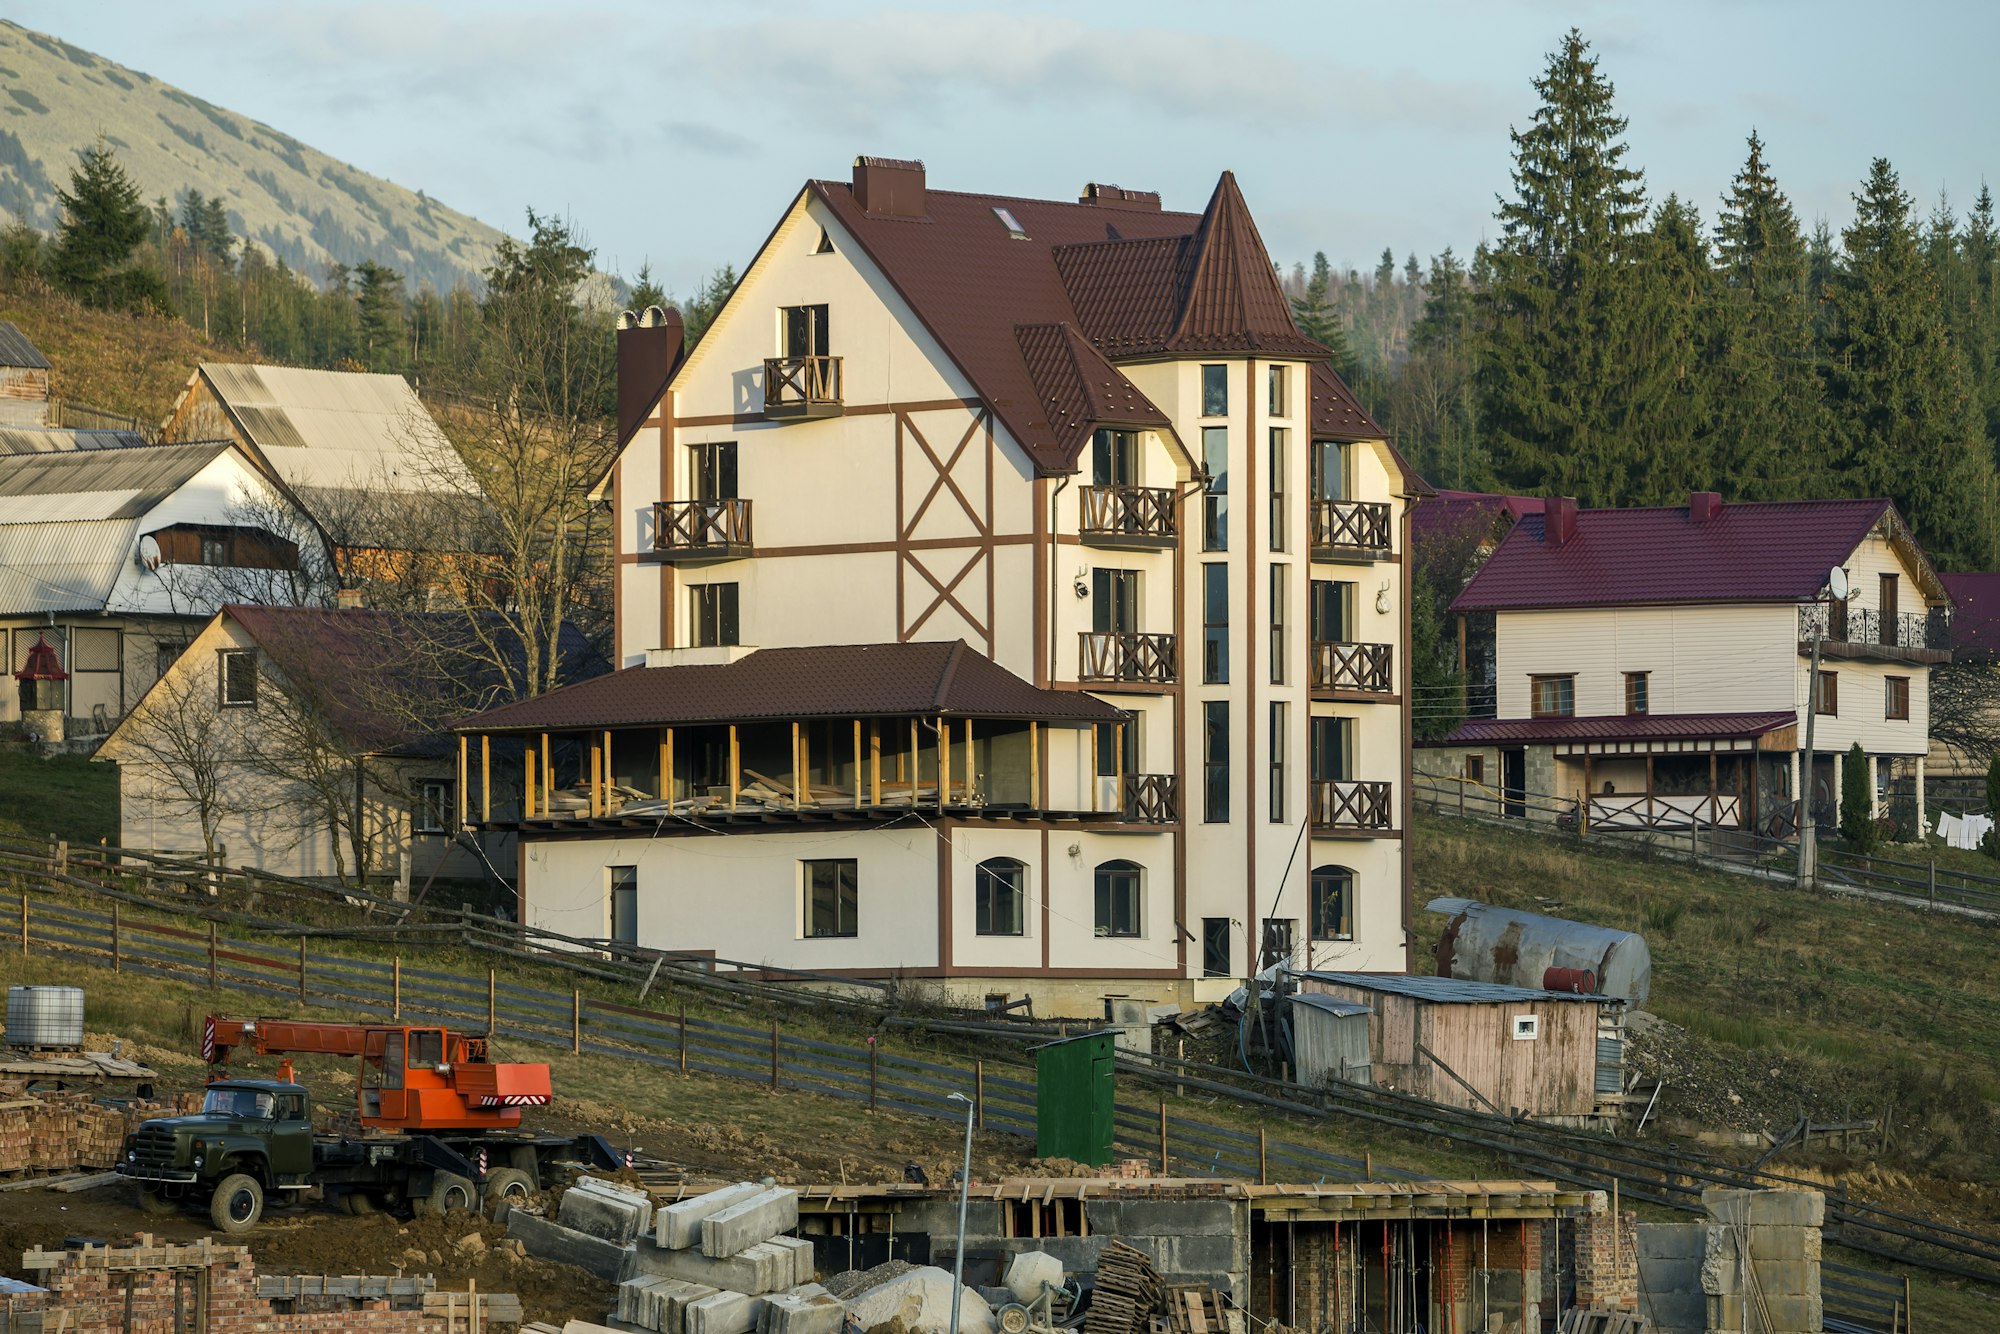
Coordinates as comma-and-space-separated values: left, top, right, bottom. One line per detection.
456, 159, 1423, 1013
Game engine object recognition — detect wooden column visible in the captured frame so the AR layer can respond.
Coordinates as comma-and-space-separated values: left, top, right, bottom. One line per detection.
480, 735, 491, 821
730, 724, 741, 812
792, 722, 803, 810
604, 729, 615, 809
1645, 752, 1655, 825
963, 718, 974, 804
524, 744, 536, 819
589, 737, 602, 817
1090, 724, 1101, 812
908, 719, 918, 798
853, 720, 863, 808
457, 735, 469, 827
541, 732, 552, 812
1114, 721, 1125, 816
1582, 751, 1593, 831
1709, 749, 1719, 827
1028, 722, 1040, 809
660, 728, 673, 802
939, 719, 952, 809
869, 721, 882, 807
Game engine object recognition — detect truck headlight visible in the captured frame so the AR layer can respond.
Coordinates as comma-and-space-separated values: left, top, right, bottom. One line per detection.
193, 1155, 203, 1169
126, 1149, 136, 1162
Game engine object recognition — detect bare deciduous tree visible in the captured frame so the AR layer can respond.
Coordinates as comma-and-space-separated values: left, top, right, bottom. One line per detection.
102, 657, 258, 865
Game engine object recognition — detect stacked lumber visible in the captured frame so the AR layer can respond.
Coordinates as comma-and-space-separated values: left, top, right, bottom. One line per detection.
1083, 1241, 1163, 1334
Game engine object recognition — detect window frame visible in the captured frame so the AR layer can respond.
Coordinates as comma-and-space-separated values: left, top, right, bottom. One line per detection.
779, 303, 831, 358
608, 865, 638, 945
689, 582, 740, 648
691, 441, 739, 502
415, 779, 455, 835
1529, 674, 1575, 719
1815, 669, 1838, 717
1268, 427, 1289, 552
1094, 717, 1138, 778
1091, 567, 1141, 635
1311, 715, 1354, 783
802, 858, 859, 938
1203, 700, 1230, 823
1093, 860, 1142, 938
1885, 674, 1910, 721
1623, 671, 1649, 717
1464, 755, 1486, 786
1091, 428, 1138, 488
974, 857, 1027, 937
1268, 700, 1287, 824
1202, 426, 1229, 550
218, 648, 258, 708
1267, 364, 1289, 419
1200, 364, 1229, 418
1202, 562, 1229, 684
1309, 865, 1354, 942
1268, 563, 1288, 684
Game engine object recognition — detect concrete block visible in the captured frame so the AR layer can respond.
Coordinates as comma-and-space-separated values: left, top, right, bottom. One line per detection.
563, 1177, 659, 1246
510, 1211, 637, 1282
623, 1239, 795, 1295
619, 1277, 707, 1333
703, 1187, 802, 1258
1636, 1222, 1707, 1262
660, 1183, 768, 1250
767, 1235, 815, 1287
1749, 1258, 1816, 1299
688, 1291, 764, 1334
1152, 1234, 1238, 1279
1700, 1187, 1825, 1229
1085, 1199, 1235, 1238
760, 1285, 847, 1334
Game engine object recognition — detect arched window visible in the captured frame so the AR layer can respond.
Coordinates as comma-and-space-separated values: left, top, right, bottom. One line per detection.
974, 858, 1026, 937
1094, 860, 1143, 938
1309, 865, 1354, 942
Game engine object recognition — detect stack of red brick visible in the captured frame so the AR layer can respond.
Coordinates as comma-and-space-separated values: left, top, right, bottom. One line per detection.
0, 1092, 201, 1174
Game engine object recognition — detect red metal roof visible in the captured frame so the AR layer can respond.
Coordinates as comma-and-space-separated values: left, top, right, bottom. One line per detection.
1014, 322, 1172, 462
1450, 497, 1899, 612
1441, 711, 1797, 747
457, 640, 1129, 734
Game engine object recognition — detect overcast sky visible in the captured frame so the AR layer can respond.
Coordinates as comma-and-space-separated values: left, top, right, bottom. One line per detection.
15, 0, 1999, 295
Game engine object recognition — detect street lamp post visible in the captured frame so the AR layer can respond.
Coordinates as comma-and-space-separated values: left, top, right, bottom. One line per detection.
946, 1091, 975, 1334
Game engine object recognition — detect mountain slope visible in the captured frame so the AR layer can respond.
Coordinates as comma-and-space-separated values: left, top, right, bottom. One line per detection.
0, 20, 507, 291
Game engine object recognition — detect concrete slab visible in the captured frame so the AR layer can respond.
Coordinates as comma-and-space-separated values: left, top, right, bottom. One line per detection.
619, 1277, 704, 1332
622, 1239, 794, 1295
702, 1187, 801, 1258
767, 1235, 815, 1287
510, 1211, 636, 1282
688, 1291, 764, 1334
660, 1184, 768, 1250
667, 1285, 724, 1334
759, 1285, 846, 1334
1700, 1187, 1825, 1229
562, 1177, 658, 1245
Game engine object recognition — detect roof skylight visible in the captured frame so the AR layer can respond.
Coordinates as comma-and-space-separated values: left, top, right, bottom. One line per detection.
993, 207, 1030, 240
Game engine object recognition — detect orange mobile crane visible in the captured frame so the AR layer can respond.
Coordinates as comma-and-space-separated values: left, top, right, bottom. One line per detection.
117, 1014, 623, 1233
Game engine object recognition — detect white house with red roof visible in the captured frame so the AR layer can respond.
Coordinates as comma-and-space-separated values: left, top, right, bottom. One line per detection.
1420, 491, 1950, 839
453, 158, 1423, 1014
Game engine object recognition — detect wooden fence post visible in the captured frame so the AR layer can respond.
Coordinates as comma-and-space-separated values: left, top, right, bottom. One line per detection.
974, 1060, 984, 1129
1903, 1274, 1913, 1334
869, 1040, 879, 1111
1929, 859, 1938, 911
769, 1023, 780, 1090
1159, 1101, 1168, 1175
18, 893, 26, 956
1258, 1126, 1268, 1184
111, 900, 120, 973
207, 922, 217, 988
298, 937, 307, 1002
55, 839, 67, 877
393, 956, 402, 1019
572, 989, 582, 1056
678, 1005, 688, 1074
487, 968, 497, 1035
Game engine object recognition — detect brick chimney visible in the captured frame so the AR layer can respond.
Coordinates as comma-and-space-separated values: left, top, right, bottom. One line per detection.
1543, 496, 1578, 548
1079, 183, 1162, 212
852, 156, 927, 217
616, 305, 685, 444
1689, 491, 1722, 523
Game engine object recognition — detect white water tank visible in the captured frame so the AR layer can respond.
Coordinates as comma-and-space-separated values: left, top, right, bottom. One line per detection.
6, 985, 85, 1049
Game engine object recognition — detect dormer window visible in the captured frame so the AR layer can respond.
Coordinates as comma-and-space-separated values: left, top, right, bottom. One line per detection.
993, 206, 1029, 240
813, 227, 835, 255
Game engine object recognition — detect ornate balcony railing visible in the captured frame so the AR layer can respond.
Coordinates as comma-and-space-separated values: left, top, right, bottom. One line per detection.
763, 355, 843, 418
1309, 779, 1394, 831
1121, 773, 1179, 824
1310, 640, 1394, 695
1310, 499, 1393, 558
1079, 485, 1178, 549
652, 499, 753, 561
1079, 631, 1178, 685
1798, 603, 1951, 660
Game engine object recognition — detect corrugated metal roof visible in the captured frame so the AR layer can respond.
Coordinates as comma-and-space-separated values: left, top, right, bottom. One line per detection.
198, 363, 475, 495
1450, 498, 1909, 611
1296, 971, 1619, 1006
1014, 322, 1172, 461
0, 519, 137, 614
1289, 993, 1372, 1018
460, 640, 1130, 734
0, 442, 233, 521
1439, 710, 1796, 747
0, 321, 49, 370
0, 427, 148, 454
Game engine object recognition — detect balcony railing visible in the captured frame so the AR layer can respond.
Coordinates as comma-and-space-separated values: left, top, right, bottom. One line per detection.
763, 355, 844, 419
1079, 485, 1177, 549
1122, 773, 1179, 824
1079, 631, 1177, 685
1311, 640, 1395, 695
1310, 779, 1394, 832
1798, 603, 1951, 661
653, 499, 753, 562
1310, 499, 1393, 559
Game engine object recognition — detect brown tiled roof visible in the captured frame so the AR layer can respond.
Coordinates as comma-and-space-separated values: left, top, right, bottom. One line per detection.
1052, 234, 1188, 357
1441, 711, 1797, 747
1014, 322, 1172, 461
1309, 362, 1386, 442
457, 640, 1127, 734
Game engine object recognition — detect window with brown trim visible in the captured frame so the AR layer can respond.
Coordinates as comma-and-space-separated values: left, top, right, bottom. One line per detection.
1815, 670, 1838, 717
1624, 671, 1649, 716
1530, 675, 1575, 718
1464, 755, 1485, 786
1885, 675, 1910, 720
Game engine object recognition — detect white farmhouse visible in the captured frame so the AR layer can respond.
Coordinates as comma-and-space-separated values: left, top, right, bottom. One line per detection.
1422, 492, 1950, 836
454, 159, 1424, 1013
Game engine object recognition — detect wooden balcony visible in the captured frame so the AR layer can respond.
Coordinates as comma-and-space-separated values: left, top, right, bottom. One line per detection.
763, 355, 843, 419
1079, 485, 1178, 550
1310, 779, 1394, 832
1311, 641, 1395, 697
652, 499, 753, 563
1311, 499, 1393, 561
1122, 773, 1179, 824
1079, 631, 1177, 685
1798, 604, 1951, 665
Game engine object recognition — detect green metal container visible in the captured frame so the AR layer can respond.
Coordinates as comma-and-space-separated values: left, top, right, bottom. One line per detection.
1032, 1030, 1117, 1166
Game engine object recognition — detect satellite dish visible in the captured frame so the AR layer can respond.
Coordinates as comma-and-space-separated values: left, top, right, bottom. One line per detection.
1827, 567, 1850, 602
137, 535, 162, 572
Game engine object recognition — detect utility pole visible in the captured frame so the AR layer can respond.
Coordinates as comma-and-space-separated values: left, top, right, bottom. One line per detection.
1798, 626, 1822, 888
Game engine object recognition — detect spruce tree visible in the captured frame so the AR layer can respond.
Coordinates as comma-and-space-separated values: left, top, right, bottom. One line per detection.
1290, 251, 1354, 377
1822, 159, 1993, 567
1952, 187, 2000, 468
627, 261, 667, 312
50, 137, 163, 309
1624, 195, 1717, 500
1839, 742, 1875, 852
1474, 29, 1652, 503
354, 261, 406, 371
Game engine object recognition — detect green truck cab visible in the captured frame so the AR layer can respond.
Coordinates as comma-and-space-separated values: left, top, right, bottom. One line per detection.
117, 1079, 313, 1233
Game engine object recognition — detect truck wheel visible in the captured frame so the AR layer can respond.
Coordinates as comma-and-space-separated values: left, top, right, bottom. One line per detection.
209, 1173, 264, 1233
481, 1168, 535, 1220
337, 1189, 379, 1216
420, 1172, 477, 1217
136, 1186, 178, 1217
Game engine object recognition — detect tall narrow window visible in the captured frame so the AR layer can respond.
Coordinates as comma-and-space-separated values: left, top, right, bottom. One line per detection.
1201, 364, 1228, 417
608, 866, 638, 945
691, 442, 738, 501
1091, 568, 1140, 633
1268, 427, 1289, 552
219, 649, 257, 707
1260, 919, 1297, 969
1311, 715, 1353, 782
690, 583, 740, 647
416, 781, 455, 835
1092, 429, 1137, 487
200, 534, 227, 567
1269, 701, 1288, 824
1623, 671, 1649, 716
974, 858, 1026, 936
1815, 670, 1838, 716
1530, 674, 1575, 718
1202, 563, 1229, 684
1310, 439, 1348, 502
1202, 427, 1229, 550
1880, 573, 1900, 644
1885, 675, 1910, 720
1201, 918, 1231, 978
1269, 564, 1288, 684
1268, 365, 1289, 418
1094, 718, 1138, 776
1204, 701, 1230, 823
1309, 865, 1354, 942
780, 304, 830, 357
1094, 861, 1142, 937
1310, 580, 1352, 643
803, 859, 858, 937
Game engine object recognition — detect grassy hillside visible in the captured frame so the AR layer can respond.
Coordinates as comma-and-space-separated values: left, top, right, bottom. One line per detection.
0, 21, 506, 291
0, 745, 114, 846
0, 281, 227, 422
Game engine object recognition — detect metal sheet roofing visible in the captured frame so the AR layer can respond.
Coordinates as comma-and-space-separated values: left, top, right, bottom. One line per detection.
1296, 971, 1619, 1005
1440, 710, 1796, 747
1450, 497, 1907, 612
1289, 993, 1373, 1019
0, 321, 49, 370
0, 427, 148, 454
1014, 322, 1172, 461
0, 519, 137, 614
1942, 571, 2000, 661
459, 640, 1129, 734
198, 363, 475, 495
0, 442, 233, 521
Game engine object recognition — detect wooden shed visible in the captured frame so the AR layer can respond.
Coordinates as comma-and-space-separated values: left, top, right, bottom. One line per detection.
1288, 993, 1372, 1088
1294, 971, 1626, 1123
0, 321, 50, 427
